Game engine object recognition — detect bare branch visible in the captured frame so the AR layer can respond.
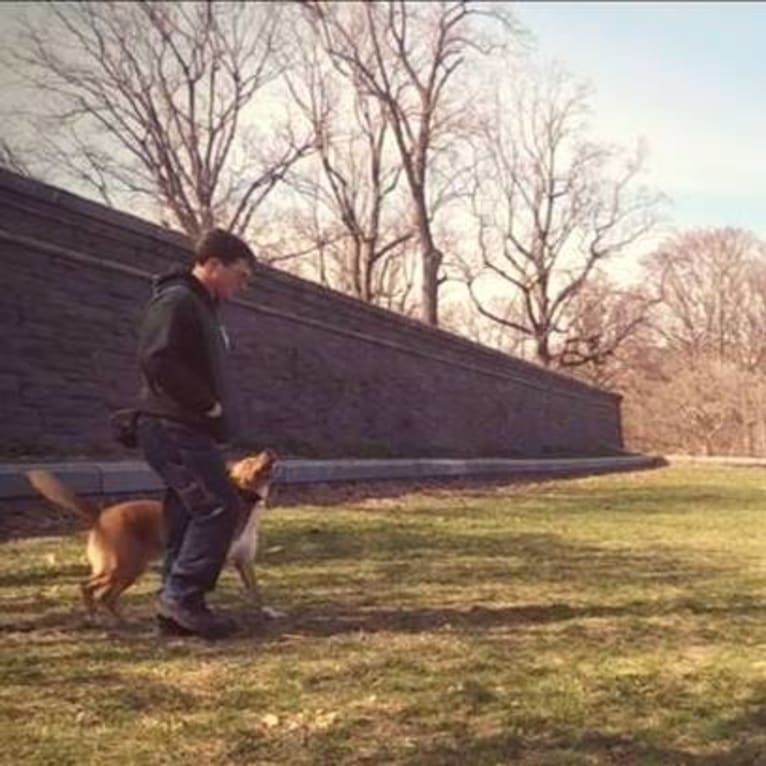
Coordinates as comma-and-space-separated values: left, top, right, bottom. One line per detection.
304, 0, 523, 325
5, 1, 309, 235
464, 62, 664, 366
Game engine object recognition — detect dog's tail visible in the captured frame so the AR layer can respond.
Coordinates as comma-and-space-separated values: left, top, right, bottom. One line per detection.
26, 469, 100, 522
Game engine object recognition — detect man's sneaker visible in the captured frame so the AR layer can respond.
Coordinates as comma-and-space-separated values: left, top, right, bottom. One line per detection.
156, 615, 195, 637
156, 597, 238, 639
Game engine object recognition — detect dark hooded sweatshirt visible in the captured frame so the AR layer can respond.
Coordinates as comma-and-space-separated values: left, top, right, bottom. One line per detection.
137, 270, 235, 443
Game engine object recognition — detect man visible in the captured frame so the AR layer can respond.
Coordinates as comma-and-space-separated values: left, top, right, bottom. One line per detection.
136, 228, 255, 638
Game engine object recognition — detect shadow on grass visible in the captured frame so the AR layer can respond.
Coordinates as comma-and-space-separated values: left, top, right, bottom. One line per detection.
1, 657, 198, 714
263, 526, 728, 592
369, 680, 766, 765
393, 729, 738, 766
4, 593, 762, 664
0, 525, 744, 641
268, 596, 766, 639
221, 680, 766, 766
270, 601, 641, 638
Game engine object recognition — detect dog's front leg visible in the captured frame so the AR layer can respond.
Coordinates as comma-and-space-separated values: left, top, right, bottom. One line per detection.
232, 560, 285, 619
233, 559, 263, 608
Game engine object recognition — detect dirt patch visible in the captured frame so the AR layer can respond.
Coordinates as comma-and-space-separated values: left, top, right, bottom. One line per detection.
0, 476, 517, 540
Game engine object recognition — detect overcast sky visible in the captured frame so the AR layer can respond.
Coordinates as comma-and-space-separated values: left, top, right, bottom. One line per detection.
513, 1, 766, 239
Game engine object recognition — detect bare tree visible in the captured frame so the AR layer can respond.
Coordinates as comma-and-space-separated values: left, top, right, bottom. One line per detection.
285, 31, 414, 305
643, 228, 766, 368
303, 0, 518, 325
558, 272, 658, 386
619, 228, 766, 456
648, 356, 751, 456
462, 63, 664, 366
6, 1, 312, 236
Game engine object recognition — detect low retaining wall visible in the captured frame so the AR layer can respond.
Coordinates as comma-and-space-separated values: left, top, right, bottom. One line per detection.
0, 168, 623, 459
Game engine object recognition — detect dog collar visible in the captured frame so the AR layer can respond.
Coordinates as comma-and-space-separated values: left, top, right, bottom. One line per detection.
238, 489, 262, 505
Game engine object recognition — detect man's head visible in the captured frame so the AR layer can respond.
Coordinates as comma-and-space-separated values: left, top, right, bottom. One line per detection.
191, 228, 256, 301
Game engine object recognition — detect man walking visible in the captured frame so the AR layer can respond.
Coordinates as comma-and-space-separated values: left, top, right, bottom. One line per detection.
136, 228, 255, 638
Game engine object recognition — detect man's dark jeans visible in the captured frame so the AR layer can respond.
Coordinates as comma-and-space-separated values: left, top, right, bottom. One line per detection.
136, 414, 242, 608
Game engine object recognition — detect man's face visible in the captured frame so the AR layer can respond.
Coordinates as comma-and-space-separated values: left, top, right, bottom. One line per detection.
211, 258, 253, 301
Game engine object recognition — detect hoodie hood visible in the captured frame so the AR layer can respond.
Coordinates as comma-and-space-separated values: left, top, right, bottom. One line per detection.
153, 269, 217, 308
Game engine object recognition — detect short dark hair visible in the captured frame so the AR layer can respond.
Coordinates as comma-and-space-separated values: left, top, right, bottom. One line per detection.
194, 228, 256, 266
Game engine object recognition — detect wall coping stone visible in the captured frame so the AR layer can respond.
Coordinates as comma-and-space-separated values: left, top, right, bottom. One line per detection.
1, 455, 660, 500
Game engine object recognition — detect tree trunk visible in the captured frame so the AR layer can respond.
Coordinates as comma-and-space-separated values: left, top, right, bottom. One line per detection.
361, 239, 375, 304
420, 247, 441, 326
413, 197, 441, 325
536, 334, 553, 367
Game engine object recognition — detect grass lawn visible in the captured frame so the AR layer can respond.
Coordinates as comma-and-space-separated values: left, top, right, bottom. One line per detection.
1, 463, 765, 765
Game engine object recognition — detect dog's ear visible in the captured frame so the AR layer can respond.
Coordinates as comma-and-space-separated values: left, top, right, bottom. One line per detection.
247, 450, 277, 474
227, 458, 249, 488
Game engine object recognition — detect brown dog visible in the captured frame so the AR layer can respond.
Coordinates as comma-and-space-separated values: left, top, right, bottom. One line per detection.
26, 451, 278, 620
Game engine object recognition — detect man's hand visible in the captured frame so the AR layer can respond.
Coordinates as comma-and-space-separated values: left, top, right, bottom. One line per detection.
205, 401, 223, 418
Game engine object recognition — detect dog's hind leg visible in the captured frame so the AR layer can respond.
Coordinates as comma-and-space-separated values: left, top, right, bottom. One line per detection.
80, 580, 96, 614
82, 571, 113, 615
98, 582, 130, 623
96, 568, 144, 623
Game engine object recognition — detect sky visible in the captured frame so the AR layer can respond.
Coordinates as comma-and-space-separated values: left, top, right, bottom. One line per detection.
512, 1, 766, 241
1, 1, 763, 274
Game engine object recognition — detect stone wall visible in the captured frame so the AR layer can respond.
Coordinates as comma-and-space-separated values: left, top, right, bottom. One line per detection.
0, 169, 623, 459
